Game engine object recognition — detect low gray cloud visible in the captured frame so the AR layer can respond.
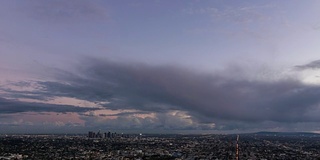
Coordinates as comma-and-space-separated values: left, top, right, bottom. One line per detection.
2, 58, 320, 131
81, 111, 215, 131
295, 60, 320, 70
0, 97, 98, 114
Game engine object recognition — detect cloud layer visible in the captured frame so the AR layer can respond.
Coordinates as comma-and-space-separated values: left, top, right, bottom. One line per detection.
2, 58, 320, 132
1, 58, 320, 131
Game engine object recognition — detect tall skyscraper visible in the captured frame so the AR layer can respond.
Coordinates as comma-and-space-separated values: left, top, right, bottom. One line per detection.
236, 135, 239, 160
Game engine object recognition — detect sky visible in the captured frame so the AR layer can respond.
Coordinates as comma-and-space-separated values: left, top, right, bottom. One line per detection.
1, 0, 320, 134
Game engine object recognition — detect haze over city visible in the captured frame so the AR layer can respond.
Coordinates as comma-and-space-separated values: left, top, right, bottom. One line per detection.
1, 0, 320, 134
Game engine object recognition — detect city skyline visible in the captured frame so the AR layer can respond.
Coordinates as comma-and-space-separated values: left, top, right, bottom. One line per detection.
1, 0, 320, 134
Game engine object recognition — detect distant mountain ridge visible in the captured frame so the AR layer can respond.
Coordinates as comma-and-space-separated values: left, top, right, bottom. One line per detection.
254, 131, 320, 136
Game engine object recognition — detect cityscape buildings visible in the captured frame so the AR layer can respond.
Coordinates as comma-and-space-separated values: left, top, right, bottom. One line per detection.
1, 132, 320, 159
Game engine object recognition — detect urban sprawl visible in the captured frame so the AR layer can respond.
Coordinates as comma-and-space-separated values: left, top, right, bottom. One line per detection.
1, 131, 320, 159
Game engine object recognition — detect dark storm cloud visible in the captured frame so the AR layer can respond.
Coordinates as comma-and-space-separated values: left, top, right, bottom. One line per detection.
1, 88, 53, 101
3, 58, 320, 125
295, 60, 320, 70
0, 97, 98, 114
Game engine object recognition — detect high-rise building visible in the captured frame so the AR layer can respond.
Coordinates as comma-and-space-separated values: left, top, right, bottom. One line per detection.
97, 130, 102, 138
88, 131, 95, 138
236, 135, 239, 160
107, 131, 111, 138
